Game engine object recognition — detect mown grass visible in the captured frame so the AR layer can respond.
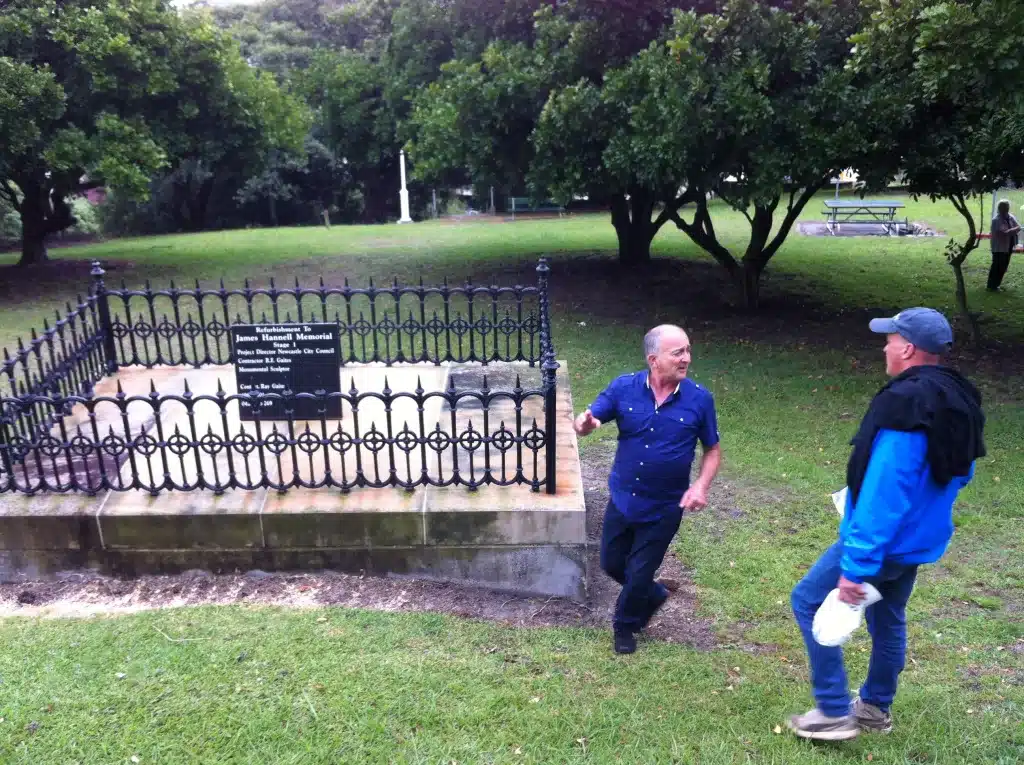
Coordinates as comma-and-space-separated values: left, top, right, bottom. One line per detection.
0, 607, 1021, 765
1, 193, 1022, 763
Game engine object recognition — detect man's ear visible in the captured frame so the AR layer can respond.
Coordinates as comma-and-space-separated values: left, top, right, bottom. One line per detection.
903, 342, 917, 360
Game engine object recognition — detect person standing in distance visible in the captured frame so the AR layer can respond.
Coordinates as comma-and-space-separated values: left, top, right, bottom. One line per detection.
787, 308, 985, 741
574, 324, 721, 655
987, 198, 1020, 291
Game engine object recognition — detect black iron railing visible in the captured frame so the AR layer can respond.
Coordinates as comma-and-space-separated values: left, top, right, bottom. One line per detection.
101, 273, 545, 368
0, 259, 559, 495
0, 291, 110, 452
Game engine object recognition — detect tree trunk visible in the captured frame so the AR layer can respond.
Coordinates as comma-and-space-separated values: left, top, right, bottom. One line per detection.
950, 256, 980, 346
19, 231, 48, 267
610, 192, 657, 267
739, 260, 762, 310
17, 183, 50, 267
185, 177, 214, 232
945, 194, 983, 347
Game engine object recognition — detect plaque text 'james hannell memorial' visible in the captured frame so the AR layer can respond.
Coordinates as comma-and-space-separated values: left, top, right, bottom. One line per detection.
230, 323, 342, 420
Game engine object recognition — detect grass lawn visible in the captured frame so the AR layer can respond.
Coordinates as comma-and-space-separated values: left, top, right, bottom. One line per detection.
1, 193, 1022, 763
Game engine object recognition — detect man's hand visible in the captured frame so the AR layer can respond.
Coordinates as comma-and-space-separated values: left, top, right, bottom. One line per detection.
573, 409, 601, 437
680, 483, 708, 512
837, 575, 867, 605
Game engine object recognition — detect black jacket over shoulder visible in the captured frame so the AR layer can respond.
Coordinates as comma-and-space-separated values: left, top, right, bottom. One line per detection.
846, 365, 986, 505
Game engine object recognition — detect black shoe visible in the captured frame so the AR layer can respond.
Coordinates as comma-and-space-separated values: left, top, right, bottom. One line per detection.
613, 629, 637, 654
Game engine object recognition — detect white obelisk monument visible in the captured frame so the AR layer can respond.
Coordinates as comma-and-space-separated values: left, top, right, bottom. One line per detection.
398, 149, 413, 224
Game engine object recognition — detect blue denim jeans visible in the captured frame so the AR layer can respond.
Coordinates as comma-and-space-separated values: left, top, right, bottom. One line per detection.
600, 500, 682, 633
791, 542, 919, 717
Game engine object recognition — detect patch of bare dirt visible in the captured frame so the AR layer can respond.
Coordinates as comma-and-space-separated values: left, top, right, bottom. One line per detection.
0, 445, 729, 651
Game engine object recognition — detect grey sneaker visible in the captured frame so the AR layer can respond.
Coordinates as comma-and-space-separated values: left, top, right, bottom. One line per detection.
853, 697, 893, 733
786, 708, 859, 741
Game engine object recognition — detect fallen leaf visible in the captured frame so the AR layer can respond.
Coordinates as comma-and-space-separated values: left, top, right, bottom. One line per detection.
773, 725, 782, 734
729, 561, 736, 568
726, 685, 734, 691
316, 616, 328, 623
514, 748, 522, 755
131, 757, 141, 764
116, 673, 127, 680
967, 709, 974, 714
530, 697, 541, 703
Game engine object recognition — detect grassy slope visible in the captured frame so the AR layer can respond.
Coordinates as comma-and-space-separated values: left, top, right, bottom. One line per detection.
1, 193, 1021, 763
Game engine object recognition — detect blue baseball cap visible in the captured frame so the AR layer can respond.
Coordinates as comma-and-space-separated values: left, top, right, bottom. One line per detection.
868, 307, 953, 354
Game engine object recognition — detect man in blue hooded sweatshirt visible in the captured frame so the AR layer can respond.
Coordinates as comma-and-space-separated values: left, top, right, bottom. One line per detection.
787, 308, 986, 741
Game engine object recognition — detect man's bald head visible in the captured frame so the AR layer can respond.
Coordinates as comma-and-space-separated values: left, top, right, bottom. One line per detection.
645, 324, 692, 385
644, 324, 688, 358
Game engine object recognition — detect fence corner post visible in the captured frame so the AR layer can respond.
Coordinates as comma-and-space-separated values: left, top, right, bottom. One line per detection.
536, 257, 559, 495
91, 261, 118, 376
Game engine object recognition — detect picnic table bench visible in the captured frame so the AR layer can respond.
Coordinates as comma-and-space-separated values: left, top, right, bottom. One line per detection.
822, 199, 907, 236
508, 196, 565, 220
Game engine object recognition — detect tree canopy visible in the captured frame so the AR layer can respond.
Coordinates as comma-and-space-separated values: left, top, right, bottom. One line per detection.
3, 0, 1023, 321
411, 0, 877, 307
849, 0, 1024, 339
0, 0, 307, 264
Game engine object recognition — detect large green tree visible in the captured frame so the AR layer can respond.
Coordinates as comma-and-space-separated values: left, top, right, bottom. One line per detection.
408, 1, 700, 222
650, 0, 873, 307
410, 1, 875, 307
290, 0, 546, 222
0, 0, 306, 264
850, 0, 1024, 343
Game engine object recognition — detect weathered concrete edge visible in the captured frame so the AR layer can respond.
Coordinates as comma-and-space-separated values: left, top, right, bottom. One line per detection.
0, 544, 588, 601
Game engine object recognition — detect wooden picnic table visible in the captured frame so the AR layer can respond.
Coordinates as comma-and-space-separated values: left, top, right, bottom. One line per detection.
822, 199, 906, 236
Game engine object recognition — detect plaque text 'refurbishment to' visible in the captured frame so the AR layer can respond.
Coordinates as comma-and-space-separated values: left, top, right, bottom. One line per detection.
230, 323, 342, 420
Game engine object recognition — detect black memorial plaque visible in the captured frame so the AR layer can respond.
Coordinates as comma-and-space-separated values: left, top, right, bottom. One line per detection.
231, 323, 342, 420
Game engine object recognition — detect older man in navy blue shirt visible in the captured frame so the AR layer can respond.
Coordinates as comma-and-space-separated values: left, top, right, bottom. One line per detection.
575, 324, 721, 654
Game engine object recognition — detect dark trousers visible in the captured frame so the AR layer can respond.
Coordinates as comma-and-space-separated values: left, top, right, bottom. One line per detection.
988, 251, 1012, 290
791, 542, 919, 717
600, 500, 682, 633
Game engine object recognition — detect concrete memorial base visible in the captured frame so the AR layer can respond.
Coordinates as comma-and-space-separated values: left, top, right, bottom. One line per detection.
0, 361, 587, 600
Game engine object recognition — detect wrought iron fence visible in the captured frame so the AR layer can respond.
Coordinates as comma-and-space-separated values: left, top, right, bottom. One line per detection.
101, 271, 547, 368
0, 291, 110, 448
0, 376, 548, 495
0, 258, 559, 495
